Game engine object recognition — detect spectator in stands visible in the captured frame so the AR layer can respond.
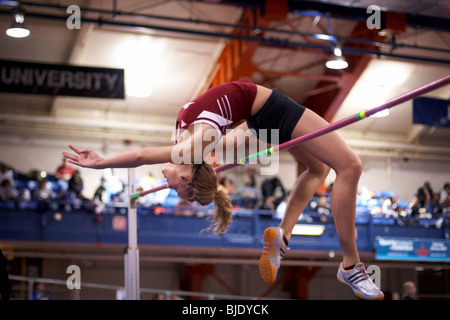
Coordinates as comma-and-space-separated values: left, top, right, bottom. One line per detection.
0, 179, 18, 201
0, 164, 15, 189
439, 183, 449, 206
382, 195, 401, 217
138, 171, 160, 206
112, 180, 128, 203
65, 170, 85, 208
55, 158, 76, 181
275, 192, 291, 220
407, 196, 421, 218
93, 178, 107, 202
139, 171, 158, 191
219, 176, 236, 195
17, 188, 31, 202
316, 195, 331, 216
401, 281, 416, 300
417, 181, 433, 209
32, 283, 52, 300
239, 174, 262, 209
260, 195, 276, 211
429, 193, 444, 218
261, 176, 286, 208
90, 178, 107, 214
32, 179, 54, 200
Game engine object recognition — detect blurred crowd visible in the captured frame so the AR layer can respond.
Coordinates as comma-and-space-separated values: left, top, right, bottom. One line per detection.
0, 160, 449, 224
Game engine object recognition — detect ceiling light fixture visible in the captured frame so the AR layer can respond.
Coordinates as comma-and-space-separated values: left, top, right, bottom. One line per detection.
326, 53, 348, 70
6, 9, 30, 38
326, 42, 348, 70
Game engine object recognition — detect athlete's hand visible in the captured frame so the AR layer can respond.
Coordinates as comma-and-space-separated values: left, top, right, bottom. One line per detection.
62, 145, 104, 169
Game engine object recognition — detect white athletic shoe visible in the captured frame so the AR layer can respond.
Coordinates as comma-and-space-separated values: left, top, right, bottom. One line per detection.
337, 262, 384, 300
259, 227, 287, 283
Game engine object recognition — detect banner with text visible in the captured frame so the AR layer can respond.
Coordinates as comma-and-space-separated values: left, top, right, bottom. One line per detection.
0, 59, 124, 99
375, 237, 450, 262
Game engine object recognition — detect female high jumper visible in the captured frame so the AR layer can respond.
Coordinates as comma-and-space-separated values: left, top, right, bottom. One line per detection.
63, 78, 384, 300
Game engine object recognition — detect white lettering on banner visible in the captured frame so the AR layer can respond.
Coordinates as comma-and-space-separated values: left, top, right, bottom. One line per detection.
0, 66, 119, 91
378, 238, 414, 251
430, 242, 447, 251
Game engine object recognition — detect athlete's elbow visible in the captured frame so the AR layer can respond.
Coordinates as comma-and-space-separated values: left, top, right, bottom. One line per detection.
134, 149, 148, 167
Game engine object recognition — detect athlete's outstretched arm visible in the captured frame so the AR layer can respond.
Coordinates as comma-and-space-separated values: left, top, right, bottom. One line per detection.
62, 144, 174, 169
62, 123, 219, 169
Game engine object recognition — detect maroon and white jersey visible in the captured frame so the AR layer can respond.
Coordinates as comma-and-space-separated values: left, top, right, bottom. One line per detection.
174, 78, 257, 141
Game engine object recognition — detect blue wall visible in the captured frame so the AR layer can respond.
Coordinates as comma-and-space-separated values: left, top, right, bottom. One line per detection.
0, 201, 447, 253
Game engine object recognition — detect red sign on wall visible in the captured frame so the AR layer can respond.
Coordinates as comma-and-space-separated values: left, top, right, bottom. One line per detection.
112, 216, 127, 231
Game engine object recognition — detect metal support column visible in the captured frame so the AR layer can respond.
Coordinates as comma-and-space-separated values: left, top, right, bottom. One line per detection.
124, 168, 140, 300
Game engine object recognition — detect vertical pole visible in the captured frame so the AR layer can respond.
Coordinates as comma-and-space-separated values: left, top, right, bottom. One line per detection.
125, 168, 140, 300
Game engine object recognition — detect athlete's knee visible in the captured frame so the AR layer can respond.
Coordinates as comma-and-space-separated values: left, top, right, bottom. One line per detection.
336, 153, 362, 182
307, 161, 330, 181
344, 154, 363, 180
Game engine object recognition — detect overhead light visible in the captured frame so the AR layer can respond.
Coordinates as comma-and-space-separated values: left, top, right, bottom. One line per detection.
6, 10, 30, 38
326, 53, 348, 70
333, 46, 342, 57
326, 42, 348, 70
125, 63, 154, 98
370, 108, 390, 118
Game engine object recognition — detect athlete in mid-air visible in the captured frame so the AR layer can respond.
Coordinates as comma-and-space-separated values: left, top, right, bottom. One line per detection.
63, 78, 384, 300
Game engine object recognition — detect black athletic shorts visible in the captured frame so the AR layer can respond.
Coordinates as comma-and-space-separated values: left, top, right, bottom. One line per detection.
246, 89, 306, 145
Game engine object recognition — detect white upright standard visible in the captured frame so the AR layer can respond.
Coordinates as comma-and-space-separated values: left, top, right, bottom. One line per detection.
124, 168, 140, 300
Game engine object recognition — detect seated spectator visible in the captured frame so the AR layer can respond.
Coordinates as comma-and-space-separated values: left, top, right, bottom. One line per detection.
417, 181, 433, 209
429, 193, 444, 218
55, 158, 76, 181
138, 171, 162, 206
239, 175, 262, 209
316, 195, 331, 216
0, 179, 18, 201
261, 176, 286, 208
382, 195, 401, 216
93, 178, 107, 202
407, 196, 421, 218
65, 170, 86, 209
139, 171, 158, 190
260, 195, 276, 211
32, 179, 54, 200
0, 164, 15, 189
401, 281, 416, 300
439, 183, 449, 207
17, 188, 31, 202
32, 283, 52, 300
111, 181, 128, 203
219, 176, 236, 195
275, 192, 290, 220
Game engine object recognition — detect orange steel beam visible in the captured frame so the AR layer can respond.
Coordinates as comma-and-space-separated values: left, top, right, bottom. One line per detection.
208, 8, 269, 88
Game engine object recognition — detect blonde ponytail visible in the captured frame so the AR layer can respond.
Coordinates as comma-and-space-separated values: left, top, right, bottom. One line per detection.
186, 162, 233, 234
208, 188, 233, 234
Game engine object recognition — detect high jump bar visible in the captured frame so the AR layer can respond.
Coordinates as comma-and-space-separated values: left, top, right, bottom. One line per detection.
131, 74, 450, 200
